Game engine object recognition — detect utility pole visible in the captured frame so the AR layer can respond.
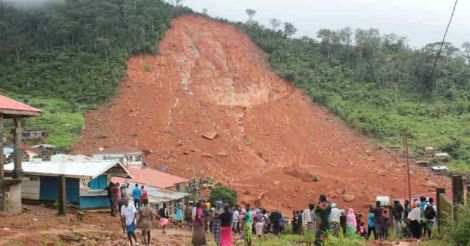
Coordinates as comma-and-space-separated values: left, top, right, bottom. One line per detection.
403, 128, 412, 202
0, 116, 4, 212
58, 174, 66, 215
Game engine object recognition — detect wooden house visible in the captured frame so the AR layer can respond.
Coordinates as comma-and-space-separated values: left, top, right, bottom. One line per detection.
3, 160, 132, 209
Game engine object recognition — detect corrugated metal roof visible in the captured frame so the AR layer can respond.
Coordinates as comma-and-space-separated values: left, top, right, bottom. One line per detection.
113, 167, 189, 189
4, 160, 132, 179
0, 95, 42, 116
51, 154, 92, 162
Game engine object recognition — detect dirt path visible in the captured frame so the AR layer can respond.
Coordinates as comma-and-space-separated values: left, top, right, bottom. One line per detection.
0, 206, 193, 246
72, 14, 449, 214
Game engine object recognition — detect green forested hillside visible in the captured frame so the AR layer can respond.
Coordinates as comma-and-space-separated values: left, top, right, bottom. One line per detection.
237, 19, 470, 170
1, 1, 469, 170
0, 0, 190, 148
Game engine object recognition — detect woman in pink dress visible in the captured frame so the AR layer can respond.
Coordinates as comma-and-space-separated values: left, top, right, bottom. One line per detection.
219, 204, 233, 246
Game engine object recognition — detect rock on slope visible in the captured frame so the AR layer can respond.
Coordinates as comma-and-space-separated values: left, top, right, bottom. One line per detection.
73, 15, 449, 213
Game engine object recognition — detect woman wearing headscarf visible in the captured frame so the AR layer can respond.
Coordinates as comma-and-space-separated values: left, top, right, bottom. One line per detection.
175, 203, 183, 223
212, 201, 224, 245
219, 204, 233, 246
254, 209, 266, 239
346, 208, 357, 238
192, 202, 207, 246
329, 203, 341, 237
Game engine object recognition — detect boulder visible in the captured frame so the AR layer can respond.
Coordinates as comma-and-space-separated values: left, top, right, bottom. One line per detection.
336, 188, 345, 195
202, 131, 218, 140
217, 151, 228, 157
201, 153, 213, 158
342, 193, 356, 202
283, 166, 320, 182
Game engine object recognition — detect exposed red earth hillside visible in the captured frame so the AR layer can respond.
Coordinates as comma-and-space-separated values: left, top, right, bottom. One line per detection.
73, 15, 449, 214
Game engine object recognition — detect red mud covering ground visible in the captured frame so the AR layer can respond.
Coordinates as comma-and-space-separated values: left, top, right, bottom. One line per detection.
73, 15, 449, 214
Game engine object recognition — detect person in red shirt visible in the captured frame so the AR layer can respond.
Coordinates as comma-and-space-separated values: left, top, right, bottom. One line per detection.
140, 185, 148, 204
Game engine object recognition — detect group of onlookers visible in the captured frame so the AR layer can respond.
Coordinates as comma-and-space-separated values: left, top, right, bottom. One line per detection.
366, 197, 437, 241
186, 194, 333, 246
186, 200, 288, 246
106, 182, 149, 216
106, 182, 168, 246
107, 189, 438, 246
290, 196, 437, 243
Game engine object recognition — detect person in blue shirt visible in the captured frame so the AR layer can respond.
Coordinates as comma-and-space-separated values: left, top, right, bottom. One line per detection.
367, 207, 376, 240
132, 184, 142, 209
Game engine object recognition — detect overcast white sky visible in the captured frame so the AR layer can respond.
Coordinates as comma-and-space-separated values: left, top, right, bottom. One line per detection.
183, 0, 470, 48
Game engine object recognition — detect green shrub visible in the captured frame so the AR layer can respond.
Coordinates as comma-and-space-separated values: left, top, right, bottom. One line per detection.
209, 186, 237, 205
445, 203, 470, 246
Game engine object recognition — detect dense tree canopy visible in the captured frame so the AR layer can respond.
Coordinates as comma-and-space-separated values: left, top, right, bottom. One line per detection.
0, 0, 191, 105
0, 1, 468, 170
0, 0, 191, 148
238, 18, 470, 170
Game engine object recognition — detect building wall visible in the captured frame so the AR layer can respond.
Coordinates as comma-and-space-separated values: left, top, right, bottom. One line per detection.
21, 177, 40, 200
39, 177, 80, 204
79, 196, 110, 209
89, 175, 108, 190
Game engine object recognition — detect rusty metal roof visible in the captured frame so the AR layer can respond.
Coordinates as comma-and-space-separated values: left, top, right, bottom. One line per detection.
0, 95, 42, 117
113, 166, 189, 189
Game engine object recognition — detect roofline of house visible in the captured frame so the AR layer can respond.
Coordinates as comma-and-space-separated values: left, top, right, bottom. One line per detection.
0, 109, 42, 117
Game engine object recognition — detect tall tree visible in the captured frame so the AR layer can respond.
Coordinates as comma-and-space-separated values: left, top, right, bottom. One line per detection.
283, 22, 296, 37
269, 18, 281, 30
245, 9, 256, 23
462, 42, 470, 64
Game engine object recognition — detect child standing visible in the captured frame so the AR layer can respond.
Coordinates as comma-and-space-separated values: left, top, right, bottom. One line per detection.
359, 222, 367, 239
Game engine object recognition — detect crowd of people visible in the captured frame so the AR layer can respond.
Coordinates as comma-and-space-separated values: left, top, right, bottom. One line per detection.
105, 182, 438, 246
186, 194, 438, 246
105, 182, 176, 246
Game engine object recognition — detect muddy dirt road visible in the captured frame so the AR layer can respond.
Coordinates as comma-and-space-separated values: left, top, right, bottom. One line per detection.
73, 15, 449, 214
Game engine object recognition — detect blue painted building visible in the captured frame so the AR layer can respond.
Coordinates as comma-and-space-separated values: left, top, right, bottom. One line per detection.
4, 159, 132, 209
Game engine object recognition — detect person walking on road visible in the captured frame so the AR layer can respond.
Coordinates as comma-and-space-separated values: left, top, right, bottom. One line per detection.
158, 203, 170, 234
138, 199, 155, 246
121, 199, 138, 246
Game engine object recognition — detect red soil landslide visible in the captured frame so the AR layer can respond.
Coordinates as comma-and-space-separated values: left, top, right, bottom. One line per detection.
73, 15, 449, 214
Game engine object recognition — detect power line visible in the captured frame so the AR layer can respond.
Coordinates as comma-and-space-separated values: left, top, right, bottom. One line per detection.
404, 0, 458, 200
412, 0, 458, 117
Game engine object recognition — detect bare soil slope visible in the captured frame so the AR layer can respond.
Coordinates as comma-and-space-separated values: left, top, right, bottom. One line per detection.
73, 15, 448, 213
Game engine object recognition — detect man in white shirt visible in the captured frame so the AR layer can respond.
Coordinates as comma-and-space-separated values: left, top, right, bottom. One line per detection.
302, 205, 312, 229
407, 201, 422, 240
232, 207, 240, 234
329, 203, 341, 236
121, 200, 138, 246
